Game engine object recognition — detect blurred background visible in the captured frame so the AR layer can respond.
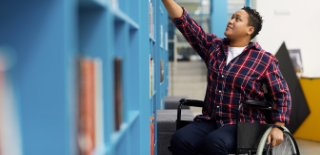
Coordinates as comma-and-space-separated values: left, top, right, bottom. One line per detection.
0, 0, 319, 155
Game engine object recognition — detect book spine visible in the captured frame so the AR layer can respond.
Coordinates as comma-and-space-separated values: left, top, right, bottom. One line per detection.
150, 116, 154, 155
112, 0, 118, 9
94, 58, 104, 147
114, 58, 123, 131
152, 59, 154, 95
78, 57, 96, 155
160, 25, 163, 47
150, 2, 154, 38
150, 56, 152, 97
160, 60, 164, 83
149, 1, 152, 37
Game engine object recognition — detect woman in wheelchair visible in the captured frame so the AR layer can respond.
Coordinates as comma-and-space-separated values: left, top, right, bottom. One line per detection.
162, 0, 293, 155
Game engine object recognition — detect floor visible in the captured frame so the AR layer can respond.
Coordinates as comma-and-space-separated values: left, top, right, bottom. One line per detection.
189, 107, 320, 155
296, 139, 320, 155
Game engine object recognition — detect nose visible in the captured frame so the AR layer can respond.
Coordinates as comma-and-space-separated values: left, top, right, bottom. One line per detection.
228, 18, 234, 25
227, 20, 233, 27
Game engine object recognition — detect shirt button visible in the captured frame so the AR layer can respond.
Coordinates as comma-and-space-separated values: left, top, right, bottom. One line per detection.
222, 75, 224, 78
217, 106, 220, 108
219, 90, 221, 93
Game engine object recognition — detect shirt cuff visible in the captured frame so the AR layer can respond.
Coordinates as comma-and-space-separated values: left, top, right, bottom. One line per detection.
171, 7, 188, 23
273, 112, 289, 124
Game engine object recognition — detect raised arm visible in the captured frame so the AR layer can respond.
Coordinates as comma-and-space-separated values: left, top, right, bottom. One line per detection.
161, 0, 222, 63
161, 0, 183, 18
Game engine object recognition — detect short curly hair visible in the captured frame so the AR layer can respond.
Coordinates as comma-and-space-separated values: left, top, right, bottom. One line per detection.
241, 6, 263, 39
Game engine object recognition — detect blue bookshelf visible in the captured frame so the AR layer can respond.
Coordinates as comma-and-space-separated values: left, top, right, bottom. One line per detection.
0, 0, 168, 155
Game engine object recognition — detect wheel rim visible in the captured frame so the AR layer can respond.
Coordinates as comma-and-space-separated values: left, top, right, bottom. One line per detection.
264, 132, 298, 155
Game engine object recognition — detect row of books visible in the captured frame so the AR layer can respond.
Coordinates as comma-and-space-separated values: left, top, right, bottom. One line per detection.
78, 55, 164, 154
150, 58, 166, 97
78, 57, 123, 155
150, 2, 169, 50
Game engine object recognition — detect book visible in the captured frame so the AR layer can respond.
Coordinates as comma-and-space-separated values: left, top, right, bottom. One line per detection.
78, 57, 96, 155
150, 116, 154, 155
152, 3, 154, 38
149, 1, 154, 38
94, 58, 104, 148
149, 1, 152, 37
114, 57, 123, 131
150, 56, 153, 97
160, 60, 164, 83
0, 50, 23, 155
112, 0, 118, 9
152, 59, 155, 95
149, 56, 152, 97
165, 32, 168, 51
160, 25, 163, 47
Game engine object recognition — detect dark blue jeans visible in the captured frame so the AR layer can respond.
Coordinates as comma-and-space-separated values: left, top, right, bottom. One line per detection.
170, 119, 237, 155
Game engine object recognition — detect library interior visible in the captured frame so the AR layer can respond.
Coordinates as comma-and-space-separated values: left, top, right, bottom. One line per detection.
0, 0, 320, 155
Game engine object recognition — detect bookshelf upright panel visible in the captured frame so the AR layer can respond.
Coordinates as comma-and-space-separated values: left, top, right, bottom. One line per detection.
0, 0, 169, 154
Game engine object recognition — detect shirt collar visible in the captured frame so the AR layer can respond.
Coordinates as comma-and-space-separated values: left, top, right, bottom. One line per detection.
247, 42, 262, 50
222, 38, 262, 52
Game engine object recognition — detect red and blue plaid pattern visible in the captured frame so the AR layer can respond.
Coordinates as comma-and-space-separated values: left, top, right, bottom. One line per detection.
172, 8, 291, 128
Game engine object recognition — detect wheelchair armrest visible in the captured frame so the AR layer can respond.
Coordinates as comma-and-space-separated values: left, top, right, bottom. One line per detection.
176, 98, 204, 130
179, 98, 205, 108
242, 100, 273, 110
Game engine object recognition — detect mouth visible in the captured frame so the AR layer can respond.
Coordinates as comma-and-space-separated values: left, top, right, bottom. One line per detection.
226, 26, 232, 29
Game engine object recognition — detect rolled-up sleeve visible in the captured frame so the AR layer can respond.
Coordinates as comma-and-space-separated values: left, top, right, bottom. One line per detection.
264, 58, 292, 124
171, 7, 222, 63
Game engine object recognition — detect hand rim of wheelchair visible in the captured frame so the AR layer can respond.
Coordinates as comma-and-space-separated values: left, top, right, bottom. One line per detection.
256, 126, 300, 155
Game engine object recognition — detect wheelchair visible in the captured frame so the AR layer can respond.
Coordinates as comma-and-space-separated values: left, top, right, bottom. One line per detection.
169, 93, 300, 155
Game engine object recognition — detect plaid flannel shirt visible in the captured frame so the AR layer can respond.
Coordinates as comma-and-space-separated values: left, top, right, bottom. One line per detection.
172, 8, 291, 128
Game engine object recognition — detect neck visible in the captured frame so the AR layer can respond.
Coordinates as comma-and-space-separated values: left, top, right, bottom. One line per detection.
229, 38, 250, 47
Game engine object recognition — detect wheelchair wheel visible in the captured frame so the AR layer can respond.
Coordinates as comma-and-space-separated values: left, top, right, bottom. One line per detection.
256, 127, 300, 155
268, 131, 300, 155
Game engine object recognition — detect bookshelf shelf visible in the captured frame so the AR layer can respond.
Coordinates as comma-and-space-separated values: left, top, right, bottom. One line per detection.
129, 110, 140, 120
150, 91, 157, 100
117, 0, 127, 14
112, 8, 139, 30
93, 144, 108, 155
0, 0, 168, 155
110, 110, 139, 149
79, 0, 106, 9
150, 36, 156, 43
111, 123, 128, 144
153, 91, 157, 96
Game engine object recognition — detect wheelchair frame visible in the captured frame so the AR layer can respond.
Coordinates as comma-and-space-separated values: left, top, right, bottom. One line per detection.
174, 98, 300, 155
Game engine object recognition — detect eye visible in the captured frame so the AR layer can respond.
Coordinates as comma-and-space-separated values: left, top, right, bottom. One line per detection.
236, 17, 240, 21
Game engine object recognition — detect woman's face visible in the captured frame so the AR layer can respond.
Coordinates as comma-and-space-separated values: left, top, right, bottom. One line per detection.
224, 10, 253, 40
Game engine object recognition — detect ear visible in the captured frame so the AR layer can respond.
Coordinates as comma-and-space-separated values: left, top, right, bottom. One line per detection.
247, 26, 255, 35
